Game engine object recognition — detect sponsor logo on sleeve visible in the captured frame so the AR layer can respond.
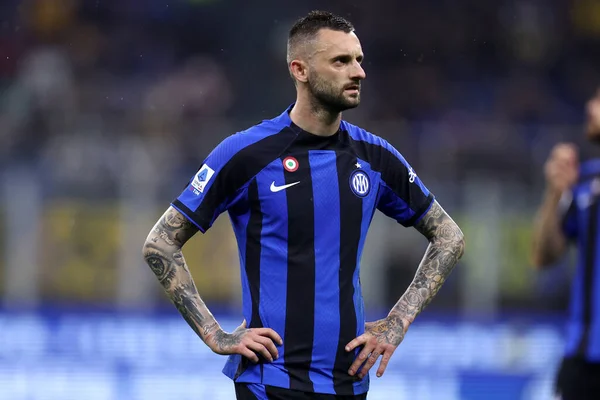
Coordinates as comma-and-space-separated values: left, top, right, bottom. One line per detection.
190, 164, 215, 195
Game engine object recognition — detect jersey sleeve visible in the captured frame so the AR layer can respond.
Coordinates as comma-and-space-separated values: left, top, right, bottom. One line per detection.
558, 189, 578, 240
375, 141, 435, 227
171, 135, 250, 233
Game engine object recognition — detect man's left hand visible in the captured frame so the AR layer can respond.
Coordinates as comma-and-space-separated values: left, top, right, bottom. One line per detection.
345, 313, 409, 378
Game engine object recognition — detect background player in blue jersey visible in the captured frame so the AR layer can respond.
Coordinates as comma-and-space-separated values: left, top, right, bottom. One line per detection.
143, 10, 465, 400
532, 88, 600, 399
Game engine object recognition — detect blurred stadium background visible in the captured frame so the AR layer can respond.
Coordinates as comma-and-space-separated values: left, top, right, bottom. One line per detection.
1, 0, 600, 399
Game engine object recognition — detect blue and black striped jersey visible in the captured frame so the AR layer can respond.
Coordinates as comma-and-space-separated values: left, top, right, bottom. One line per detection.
560, 159, 600, 362
172, 104, 435, 396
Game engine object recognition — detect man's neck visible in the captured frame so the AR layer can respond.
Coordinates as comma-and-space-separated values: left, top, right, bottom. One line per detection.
289, 97, 341, 137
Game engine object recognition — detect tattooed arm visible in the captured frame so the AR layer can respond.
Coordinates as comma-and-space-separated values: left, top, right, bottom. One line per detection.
390, 201, 465, 327
346, 200, 464, 378
142, 206, 282, 362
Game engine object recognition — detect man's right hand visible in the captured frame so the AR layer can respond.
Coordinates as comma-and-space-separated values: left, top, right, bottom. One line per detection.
205, 319, 283, 363
544, 143, 579, 194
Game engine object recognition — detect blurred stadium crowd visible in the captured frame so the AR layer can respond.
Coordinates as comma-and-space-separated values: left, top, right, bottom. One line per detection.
4, 1, 600, 398
1, 0, 600, 315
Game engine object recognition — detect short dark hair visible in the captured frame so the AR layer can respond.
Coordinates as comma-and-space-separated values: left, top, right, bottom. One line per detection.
287, 10, 355, 63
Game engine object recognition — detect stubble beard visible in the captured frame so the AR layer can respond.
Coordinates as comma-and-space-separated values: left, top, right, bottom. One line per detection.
307, 72, 360, 118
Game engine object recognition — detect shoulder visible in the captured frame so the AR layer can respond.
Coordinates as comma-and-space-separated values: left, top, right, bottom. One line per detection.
211, 114, 293, 163
226, 116, 290, 148
342, 120, 386, 147
341, 120, 407, 163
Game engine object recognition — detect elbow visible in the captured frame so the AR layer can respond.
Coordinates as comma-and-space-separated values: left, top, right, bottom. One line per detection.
432, 223, 465, 260
141, 237, 173, 262
141, 239, 155, 265
142, 232, 166, 265
141, 238, 173, 283
141, 239, 151, 261
141, 231, 155, 261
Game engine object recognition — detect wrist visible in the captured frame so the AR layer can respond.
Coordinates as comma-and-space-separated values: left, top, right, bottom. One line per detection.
387, 311, 412, 333
544, 186, 564, 203
200, 318, 221, 341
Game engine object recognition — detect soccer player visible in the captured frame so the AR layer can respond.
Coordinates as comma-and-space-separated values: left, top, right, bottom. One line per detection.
142, 10, 465, 400
532, 88, 600, 399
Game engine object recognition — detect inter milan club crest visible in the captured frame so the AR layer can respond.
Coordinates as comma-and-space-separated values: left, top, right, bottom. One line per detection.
350, 169, 370, 197
283, 156, 299, 172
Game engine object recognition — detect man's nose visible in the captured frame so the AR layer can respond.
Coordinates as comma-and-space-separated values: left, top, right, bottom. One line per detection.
352, 62, 366, 80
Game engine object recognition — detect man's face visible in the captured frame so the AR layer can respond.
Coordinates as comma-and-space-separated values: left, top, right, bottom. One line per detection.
586, 88, 600, 142
305, 29, 366, 113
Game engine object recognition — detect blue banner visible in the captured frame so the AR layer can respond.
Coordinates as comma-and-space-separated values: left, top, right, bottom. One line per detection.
0, 310, 565, 400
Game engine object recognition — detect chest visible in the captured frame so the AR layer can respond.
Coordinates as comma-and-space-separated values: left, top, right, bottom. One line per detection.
251, 150, 379, 223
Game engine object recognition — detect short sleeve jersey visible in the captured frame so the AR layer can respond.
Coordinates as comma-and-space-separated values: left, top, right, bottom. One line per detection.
172, 105, 435, 396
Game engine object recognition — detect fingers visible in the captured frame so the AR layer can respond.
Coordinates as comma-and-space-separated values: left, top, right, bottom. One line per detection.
549, 145, 578, 170
348, 339, 375, 377
547, 162, 576, 181
246, 340, 274, 362
346, 335, 397, 379
254, 334, 279, 361
358, 348, 382, 378
253, 327, 283, 346
549, 144, 578, 169
350, 345, 395, 379
552, 143, 578, 160
236, 327, 282, 363
345, 334, 367, 352
546, 145, 579, 191
240, 347, 259, 363
376, 351, 393, 378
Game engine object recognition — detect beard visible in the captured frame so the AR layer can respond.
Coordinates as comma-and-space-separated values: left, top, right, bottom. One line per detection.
307, 71, 361, 114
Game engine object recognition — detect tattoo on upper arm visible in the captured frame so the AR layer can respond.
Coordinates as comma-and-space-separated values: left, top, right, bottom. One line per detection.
391, 201, 465, 323
415, 201, 460, 242
157, 207, 198, 247
143, 206, 197, 286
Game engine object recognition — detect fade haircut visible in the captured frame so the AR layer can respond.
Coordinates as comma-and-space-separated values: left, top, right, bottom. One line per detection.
286, 10, 355, 65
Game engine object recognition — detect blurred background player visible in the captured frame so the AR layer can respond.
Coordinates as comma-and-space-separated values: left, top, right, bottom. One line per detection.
531, 88, 600, 399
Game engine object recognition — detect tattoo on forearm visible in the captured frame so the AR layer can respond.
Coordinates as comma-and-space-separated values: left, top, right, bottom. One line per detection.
203, 322, 219, 337
391, 201, 464, 322
143, 207, 217, 341
171, 282, 208, 338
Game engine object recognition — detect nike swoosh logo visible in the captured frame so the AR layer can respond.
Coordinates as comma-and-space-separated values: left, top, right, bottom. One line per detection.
270, 181, 300, 192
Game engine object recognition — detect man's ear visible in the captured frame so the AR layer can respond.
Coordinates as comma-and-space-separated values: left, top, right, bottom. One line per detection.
289, 59, 309, 84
